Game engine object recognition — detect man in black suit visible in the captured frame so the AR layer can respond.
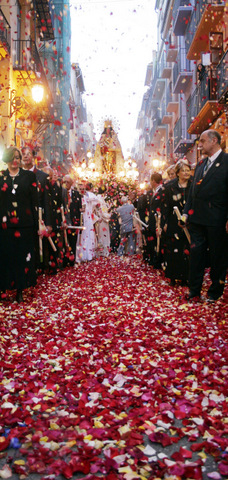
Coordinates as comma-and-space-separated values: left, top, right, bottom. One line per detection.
183, 129, 228, 302
21, 146, 53, 270
43, 166, 65, 272
62, 175, 82, 265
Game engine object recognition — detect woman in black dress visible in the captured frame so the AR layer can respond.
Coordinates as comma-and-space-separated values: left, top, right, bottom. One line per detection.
0, 146, 38, 302
162, 160, 192, 286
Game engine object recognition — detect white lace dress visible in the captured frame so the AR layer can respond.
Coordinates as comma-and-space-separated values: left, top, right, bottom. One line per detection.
76, 191, 98, 262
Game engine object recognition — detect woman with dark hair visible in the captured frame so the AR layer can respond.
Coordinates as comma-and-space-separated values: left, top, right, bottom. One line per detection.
197, 63, 206, 83
162, 160, 192, 286
0, 146, 38, 302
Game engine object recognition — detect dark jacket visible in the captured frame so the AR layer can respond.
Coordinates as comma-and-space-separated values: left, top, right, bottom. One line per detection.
34, 168, 53, 227
137, 190, 153, 225
162, 177, 191, 236
148, 186, 163, 232
0, 168, 38, 230
184, 151, 228, 226
48, 181, 63, 230
62, 188, 82, 226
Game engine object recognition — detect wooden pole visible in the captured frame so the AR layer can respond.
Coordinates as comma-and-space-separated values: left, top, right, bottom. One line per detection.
173, 206, 191, 244
155, 212, 161, 254
38, 207, 43, 263
60, 205, 69, 248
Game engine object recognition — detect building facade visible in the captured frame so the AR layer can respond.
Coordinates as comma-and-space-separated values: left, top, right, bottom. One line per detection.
136, 0, 228, 179
0, 0, 94, 171
0, 0, 55, 154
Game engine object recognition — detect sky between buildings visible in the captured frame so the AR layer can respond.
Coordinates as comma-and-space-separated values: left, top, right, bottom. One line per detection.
70, 0, 157, 159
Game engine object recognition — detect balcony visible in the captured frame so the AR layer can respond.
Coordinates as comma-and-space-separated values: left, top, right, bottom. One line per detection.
144, 87, 159, 117
0, 9, 11, 57
35, 0, 55, 41
136, 112, 144, 130
151, 62, 166, 100
145, 62, 153, 86
162, 114, 172, 125
161, 94, 172, 124
174, 116, 194, 154
149, 116, 167, 147
166, 89, 179, 113
216, 49, 228, 103
186, 0, 225, 61
12, 40, 37, 85
157, 122, 168, 139
166, 34, 178, 62
166, 138, 173, 160
173, 48, 193, 94
187, 70, 222, 134
172, 0, 193, 36
161, 51, 172, 79
12, 40, 54, 113
13, 40, 49, 83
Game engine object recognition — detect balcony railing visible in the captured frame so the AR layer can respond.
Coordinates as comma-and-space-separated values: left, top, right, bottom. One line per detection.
173, 48, 191, 86
35, 0, 55, 40
166, 88, 179, 114
186, 69, 218, 129
187, 89, 199, 131
160, 92, 172, 124
0, 8, 11, 54
149, 116, 163, 143
216, 49, 228, 103
12, 40, 37, 71
174, 116, 193, 152
12, 39, 51, 79
173, 48, 192, 93
150, 61, 166, 99
166, 32, 178, 62
161, 96, 166, 119
161, 50, 172, 78
166, 89, 175, 105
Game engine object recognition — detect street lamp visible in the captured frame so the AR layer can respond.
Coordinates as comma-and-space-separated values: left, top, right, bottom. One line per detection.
31, 84, 44, 103
152, 159, 160, 168
10, 83, 45, 117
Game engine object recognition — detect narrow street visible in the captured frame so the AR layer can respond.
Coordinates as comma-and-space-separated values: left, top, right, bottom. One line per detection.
0, 255, 227, 480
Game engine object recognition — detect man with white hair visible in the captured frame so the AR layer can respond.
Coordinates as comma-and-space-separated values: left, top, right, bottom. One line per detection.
117, 196, 135, 256
183, 129, 228, 302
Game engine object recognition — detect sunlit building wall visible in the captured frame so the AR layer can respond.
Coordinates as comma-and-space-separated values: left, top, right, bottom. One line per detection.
0, 0, 55, 154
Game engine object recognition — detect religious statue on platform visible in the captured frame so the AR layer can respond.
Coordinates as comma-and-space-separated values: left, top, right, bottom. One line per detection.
93, 119, 125, 176
100, 122, 116, 174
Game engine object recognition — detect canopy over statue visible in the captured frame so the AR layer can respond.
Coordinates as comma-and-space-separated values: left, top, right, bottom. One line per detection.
94, 120, 125, 176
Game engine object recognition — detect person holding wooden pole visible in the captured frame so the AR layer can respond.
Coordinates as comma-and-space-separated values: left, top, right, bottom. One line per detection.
0, 147, 38, 303
162, 160, 192, 286
21, 146, 53, 272
62, 175, 82, 266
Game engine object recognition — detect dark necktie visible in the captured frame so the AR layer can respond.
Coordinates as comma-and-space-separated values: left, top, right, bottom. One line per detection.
203, 158, 211, 177
68, 190, 71, 207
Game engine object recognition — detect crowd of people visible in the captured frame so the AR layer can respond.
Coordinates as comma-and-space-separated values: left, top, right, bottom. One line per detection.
0, 129, 227, 303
